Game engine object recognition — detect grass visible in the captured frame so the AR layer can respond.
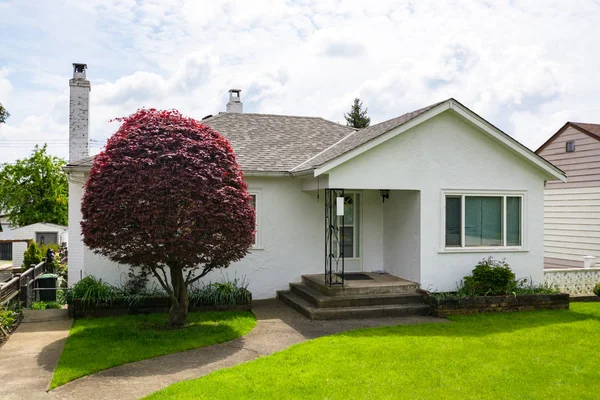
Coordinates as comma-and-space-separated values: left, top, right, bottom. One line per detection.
50, 311, 256, 389
146, 303, 600, 400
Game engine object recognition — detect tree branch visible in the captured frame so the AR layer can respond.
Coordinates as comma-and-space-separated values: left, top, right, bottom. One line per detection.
149, 265, 173, 296
186, 267, 212, 286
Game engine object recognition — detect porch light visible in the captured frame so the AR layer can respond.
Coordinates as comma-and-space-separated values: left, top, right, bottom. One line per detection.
380, 189, 390, 203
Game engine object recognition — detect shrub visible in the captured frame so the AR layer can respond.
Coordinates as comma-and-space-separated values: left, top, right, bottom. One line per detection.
22, 241, 42, 269
30, 301, 62, 310
0, 308, 19, 330
189, 276, 252, 307
121, 268, 152, 296
66, 276, 118, 306
594, 282, 600, 297
462, 257, 517, 296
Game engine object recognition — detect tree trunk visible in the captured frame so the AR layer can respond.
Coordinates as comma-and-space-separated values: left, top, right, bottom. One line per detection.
168, 267, 189, 327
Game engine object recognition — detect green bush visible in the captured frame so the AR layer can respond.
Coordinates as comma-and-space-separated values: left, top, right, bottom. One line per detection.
594, 282, 600, 297
30, 301, 62, 310
461, 257, 517, 296
66, 276, 119, 306
0, 308, 19, 330
22, 241, 42, 269
189, 276, 252, 307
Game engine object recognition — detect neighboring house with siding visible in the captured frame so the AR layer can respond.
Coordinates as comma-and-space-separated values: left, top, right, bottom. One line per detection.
12, 223, 68, 268
536, 122, 600, 269
64, 64, 567, 300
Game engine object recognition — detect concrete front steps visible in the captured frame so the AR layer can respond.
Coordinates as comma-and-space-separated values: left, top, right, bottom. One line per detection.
277, 273, 431, 320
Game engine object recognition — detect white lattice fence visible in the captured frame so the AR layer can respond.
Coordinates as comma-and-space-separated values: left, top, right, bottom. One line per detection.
544, 268, 600, 295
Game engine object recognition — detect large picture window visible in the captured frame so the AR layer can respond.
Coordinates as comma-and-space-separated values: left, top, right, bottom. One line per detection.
444, 192, 523, 249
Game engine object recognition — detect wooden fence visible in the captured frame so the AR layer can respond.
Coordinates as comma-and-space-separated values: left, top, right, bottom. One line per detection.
0, 260, 47, 307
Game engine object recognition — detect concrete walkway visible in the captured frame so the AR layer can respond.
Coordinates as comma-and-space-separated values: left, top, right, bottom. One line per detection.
50, 300, 447, 400
0, 309, 72, 400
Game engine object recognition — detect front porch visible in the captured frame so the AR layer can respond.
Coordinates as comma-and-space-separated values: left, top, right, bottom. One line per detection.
277, 272, 431, 320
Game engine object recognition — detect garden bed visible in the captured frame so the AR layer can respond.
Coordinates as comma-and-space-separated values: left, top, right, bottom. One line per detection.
68, 297, 251, 318
424, 292, 569, 317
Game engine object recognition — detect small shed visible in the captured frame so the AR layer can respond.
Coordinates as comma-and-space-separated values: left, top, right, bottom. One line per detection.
12, 223, 68, 268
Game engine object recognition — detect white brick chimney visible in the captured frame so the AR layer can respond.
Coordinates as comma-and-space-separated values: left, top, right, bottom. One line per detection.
69, 63, 91, 162
226, 89, 243, 113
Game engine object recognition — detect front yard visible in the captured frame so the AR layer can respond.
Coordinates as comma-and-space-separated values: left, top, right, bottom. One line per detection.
50, 311, 256, 389
146, 303, 600, 400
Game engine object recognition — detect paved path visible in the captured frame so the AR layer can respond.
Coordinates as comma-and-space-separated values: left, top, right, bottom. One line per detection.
51, 300, 447, 400
0, 310, 72, 400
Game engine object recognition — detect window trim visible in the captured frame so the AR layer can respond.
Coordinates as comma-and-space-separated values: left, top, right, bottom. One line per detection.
248, 189, 263, 250
440, 189, 527, 253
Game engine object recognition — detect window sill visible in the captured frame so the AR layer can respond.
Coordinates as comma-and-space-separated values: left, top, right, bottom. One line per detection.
250, 246, 264, 251
438, 247, 528, 254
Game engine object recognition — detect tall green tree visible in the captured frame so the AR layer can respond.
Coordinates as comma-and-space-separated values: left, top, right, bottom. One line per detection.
0, 103, 9, 123
0, 145, 68, 227
344, 98, 371, 128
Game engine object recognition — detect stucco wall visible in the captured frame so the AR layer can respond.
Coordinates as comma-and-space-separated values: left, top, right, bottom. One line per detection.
72, 176, 389, 298
383, 190, 420, 282
327, 110, 548, 291
77, 177, 325, 299
68, 175, 86, 283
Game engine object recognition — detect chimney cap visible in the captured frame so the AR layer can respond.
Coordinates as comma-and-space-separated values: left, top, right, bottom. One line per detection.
73, 63, 87, 72
228, 88, 241, 93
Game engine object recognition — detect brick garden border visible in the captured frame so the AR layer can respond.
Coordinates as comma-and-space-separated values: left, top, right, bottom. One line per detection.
424, 292, 570, 318
68, 297, 251, 318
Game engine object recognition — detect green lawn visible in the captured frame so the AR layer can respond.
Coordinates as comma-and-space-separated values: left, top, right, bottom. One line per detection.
146, 303, 600, 400
50, 311, 256, 389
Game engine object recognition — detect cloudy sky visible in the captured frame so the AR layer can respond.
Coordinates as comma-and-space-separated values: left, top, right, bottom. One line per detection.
1, 0, 599, 164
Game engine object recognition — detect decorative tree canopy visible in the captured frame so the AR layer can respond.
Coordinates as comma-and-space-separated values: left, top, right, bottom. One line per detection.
81, 109, 255, 326
344, 98, 371, 129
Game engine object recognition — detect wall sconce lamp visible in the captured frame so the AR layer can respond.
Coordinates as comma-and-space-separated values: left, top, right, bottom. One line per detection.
380, 189, 390, 203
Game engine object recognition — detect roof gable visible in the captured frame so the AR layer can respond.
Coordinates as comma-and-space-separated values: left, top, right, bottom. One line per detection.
536, 122, 600, 154
310, 99, 566, 183
290, 101, 444, 173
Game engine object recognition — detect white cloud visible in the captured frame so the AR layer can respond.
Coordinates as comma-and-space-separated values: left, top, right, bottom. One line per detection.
1, 0, 600, 164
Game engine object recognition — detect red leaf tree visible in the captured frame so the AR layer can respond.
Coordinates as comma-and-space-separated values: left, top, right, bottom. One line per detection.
81, 109, 255, 327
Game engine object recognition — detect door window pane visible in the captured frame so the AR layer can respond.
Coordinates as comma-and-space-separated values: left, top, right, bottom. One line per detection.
341, 227, 354, 258
465, 196, 503, 247
506, 197, 521, 246
343, 195, 354, 224
445, 196, 462, 247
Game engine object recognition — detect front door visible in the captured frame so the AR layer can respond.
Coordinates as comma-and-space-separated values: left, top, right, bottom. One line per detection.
339, 192, 362, 273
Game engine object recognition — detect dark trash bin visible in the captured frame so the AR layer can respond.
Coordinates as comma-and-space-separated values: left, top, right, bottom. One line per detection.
37, 273, 58, 302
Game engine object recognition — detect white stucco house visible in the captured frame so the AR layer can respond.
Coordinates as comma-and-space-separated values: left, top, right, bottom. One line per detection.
64, 64, 566, 301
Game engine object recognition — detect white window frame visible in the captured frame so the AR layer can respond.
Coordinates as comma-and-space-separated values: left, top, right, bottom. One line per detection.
337, 191, 362, 260
440, 189, 527, 253
248, 189, 263, 250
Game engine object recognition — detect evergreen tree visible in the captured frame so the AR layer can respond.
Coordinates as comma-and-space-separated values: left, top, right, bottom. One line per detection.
344, 98, 371, 128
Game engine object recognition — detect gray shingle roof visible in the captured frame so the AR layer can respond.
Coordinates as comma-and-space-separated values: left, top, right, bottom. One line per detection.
202, 113, 354, 172
290, 100, 446, 172
66, 113, 354, 173
65, 101, 446, 174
